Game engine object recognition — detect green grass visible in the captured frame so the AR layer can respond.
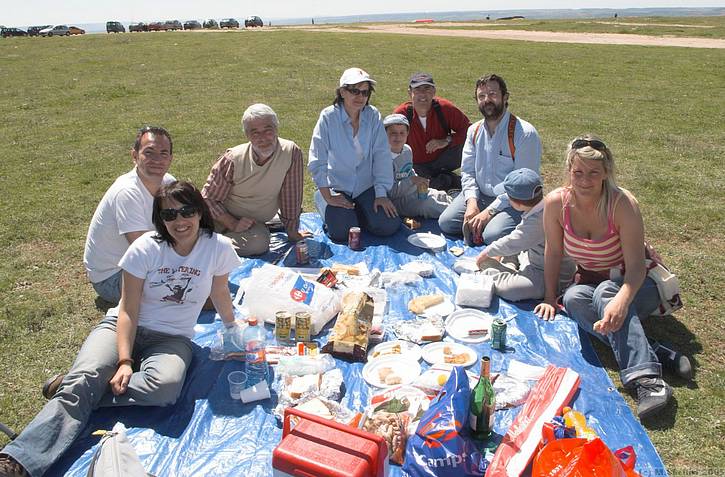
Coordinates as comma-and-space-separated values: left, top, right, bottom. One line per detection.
1, 29, 724, 473
412, 15, 725, 39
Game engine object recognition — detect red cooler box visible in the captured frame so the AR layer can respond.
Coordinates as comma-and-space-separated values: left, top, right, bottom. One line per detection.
273, 407, 389, 477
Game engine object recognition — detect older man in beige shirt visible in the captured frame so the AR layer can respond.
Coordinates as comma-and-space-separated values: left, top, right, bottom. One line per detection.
202, 104, 310, 256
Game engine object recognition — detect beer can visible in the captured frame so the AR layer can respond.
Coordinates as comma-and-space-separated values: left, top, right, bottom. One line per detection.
316, 268, 338, 288
348, 227, 361, 250
275, 311, 292, 344
294, 311, 312, 343
295, 240, 309, 265
491, 318, 507, 351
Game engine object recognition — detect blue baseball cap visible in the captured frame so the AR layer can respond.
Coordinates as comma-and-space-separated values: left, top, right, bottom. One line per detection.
503, 168, 543, 200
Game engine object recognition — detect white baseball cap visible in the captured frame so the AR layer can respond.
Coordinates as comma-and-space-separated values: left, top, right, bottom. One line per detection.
339, 67, 376, 87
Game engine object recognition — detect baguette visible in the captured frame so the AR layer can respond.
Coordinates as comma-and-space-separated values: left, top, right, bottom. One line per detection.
408, 294, 444, 315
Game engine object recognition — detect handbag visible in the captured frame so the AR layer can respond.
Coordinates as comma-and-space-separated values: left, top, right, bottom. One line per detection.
644, 242, 683, 316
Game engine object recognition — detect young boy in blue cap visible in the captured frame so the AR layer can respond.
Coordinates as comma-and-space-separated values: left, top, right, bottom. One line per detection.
384, 113, 451, 218
475, 168, 576, 302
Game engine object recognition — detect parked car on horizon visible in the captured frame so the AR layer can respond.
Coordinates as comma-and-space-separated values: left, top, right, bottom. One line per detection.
244, 16, 263, 27
219, 18, 239, 29
163, 20, 182, 31
69, 26, 85, 35
27, 25, 51, 36
1, 27, 28, 37
106, 21, 125, 33
129, 22, 147, 32
147, 21, 164, 32
40, 25, 70, 36
183, 20, 202, 30
203, 19, 219, 29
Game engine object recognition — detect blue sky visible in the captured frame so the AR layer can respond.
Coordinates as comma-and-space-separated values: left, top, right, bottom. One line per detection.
2, 0, 721, 25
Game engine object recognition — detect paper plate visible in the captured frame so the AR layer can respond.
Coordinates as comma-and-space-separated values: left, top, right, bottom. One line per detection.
417, 364, 479, 390
407, 233, 447, 251
445, 308, 495, 343
421, 298, 456, 318
367, 339, 422, 362
421, 341, 477, 367
362, 355, 421, 388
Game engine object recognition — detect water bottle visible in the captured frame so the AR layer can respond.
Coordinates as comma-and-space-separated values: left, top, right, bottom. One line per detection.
243, 317, 268, 386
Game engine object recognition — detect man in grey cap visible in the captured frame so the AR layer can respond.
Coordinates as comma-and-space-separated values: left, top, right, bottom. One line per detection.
393, 72, 470, 192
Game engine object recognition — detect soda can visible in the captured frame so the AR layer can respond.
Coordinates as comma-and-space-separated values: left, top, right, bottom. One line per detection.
348, 227, 361, 250
275, 311, 292, 344
294, 311, 312, 343
417, 182, 429, 200
491, 318, 507, 351
316, 268, 338, 288
295, 240, 309, 265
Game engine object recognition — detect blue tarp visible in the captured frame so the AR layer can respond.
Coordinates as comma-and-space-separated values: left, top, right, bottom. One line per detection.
52, 213, 667, 476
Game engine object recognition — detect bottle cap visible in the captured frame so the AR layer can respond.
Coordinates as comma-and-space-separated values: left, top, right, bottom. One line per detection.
247, 317, 258, 326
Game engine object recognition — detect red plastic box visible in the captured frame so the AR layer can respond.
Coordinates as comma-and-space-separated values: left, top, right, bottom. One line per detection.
273, 407, 389, 477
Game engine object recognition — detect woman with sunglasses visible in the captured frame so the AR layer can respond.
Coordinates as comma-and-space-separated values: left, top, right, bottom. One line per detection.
0, 181, 241, 477
308, 67, 400, 243
533, 135, 685, 420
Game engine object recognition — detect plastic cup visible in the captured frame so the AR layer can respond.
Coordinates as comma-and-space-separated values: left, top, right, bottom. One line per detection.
227, 371, 247, 400
239, 379, 271, 403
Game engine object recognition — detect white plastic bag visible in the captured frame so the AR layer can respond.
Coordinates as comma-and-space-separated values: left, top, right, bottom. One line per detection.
242, 264, 341, 335
455, 272, 494, 308
87, 423, 148, 477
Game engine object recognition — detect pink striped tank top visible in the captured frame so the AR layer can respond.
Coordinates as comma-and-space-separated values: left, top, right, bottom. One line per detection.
562, 188, 624, 273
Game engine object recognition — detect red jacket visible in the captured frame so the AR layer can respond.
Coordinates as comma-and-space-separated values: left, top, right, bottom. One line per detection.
393, 97, 470, 165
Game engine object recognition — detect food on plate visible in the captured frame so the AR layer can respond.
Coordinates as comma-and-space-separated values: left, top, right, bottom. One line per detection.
330, 263, 360, 275
467, 328, 489, 337
362, 410, 409, 464
449, 246, 464, 256
442, 345, 470, 365
419, 324, 443, 342
293, 397, 334, 420
408, 294, 444, 315
372, 343, 402, 359
286, 373, 321, 399
377, 367, 403, 385
322, 291, 374, 361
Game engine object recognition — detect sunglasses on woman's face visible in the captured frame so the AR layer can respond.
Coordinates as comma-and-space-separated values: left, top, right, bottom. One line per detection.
159, 205, 198, 222
345, 86, 371, 97
572, 139, 607, 151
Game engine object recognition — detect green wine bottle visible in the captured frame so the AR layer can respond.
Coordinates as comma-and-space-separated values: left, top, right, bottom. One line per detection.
469, 356, 495, 440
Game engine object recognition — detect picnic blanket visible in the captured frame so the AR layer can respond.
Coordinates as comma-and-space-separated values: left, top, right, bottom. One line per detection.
50, 213, 668, 477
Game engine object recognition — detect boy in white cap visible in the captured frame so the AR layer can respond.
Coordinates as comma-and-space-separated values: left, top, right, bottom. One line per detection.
475, 168, 575, 301
383, 113, 451, 218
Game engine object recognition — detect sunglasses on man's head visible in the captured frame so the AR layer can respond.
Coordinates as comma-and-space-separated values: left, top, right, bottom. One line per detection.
159, 205, 198, 222
345, 86, 372, 97
572, 139, 607, 151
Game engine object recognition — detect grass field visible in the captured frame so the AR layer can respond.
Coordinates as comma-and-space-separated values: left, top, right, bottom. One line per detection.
0, 23, 723, 473
411, 15, 725, 39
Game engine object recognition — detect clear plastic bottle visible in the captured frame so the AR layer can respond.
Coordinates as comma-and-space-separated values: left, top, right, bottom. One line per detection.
243, 317, 268, 385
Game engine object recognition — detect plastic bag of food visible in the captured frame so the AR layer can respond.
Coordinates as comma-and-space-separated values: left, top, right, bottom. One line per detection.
455, 272, 494, 308
242, 263, 340, 335
321, 291, 374, 361
275, 353, 337, 376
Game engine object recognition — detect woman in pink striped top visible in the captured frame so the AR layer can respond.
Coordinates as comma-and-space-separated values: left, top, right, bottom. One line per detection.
534, 135, 673, 420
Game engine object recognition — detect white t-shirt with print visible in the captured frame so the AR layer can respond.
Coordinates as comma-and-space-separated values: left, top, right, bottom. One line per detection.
84, 168, 175, 283
119, 231, 241, 338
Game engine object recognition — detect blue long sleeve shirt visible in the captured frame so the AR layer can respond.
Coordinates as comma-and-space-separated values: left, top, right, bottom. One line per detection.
308, 103, 393, 199
461, 110, 542, 211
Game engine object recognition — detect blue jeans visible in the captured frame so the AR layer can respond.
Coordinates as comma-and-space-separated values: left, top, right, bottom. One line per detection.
91, 270, 122, 304
562, 277, 661, 387
314, 186, 401, 243
2, 316, 193, 477
438, 192, 522, 244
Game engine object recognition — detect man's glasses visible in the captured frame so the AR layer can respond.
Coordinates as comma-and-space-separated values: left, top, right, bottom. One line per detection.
159, 205, 198, 222
572, 139, 607, 151
345, 86, 372, 97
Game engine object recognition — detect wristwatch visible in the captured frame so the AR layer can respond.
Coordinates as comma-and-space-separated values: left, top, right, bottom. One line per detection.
487, 208, 497, 217
445, 135, 452, 145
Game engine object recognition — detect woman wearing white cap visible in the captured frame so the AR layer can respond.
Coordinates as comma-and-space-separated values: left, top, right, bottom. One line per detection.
308, 67, 400, 243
